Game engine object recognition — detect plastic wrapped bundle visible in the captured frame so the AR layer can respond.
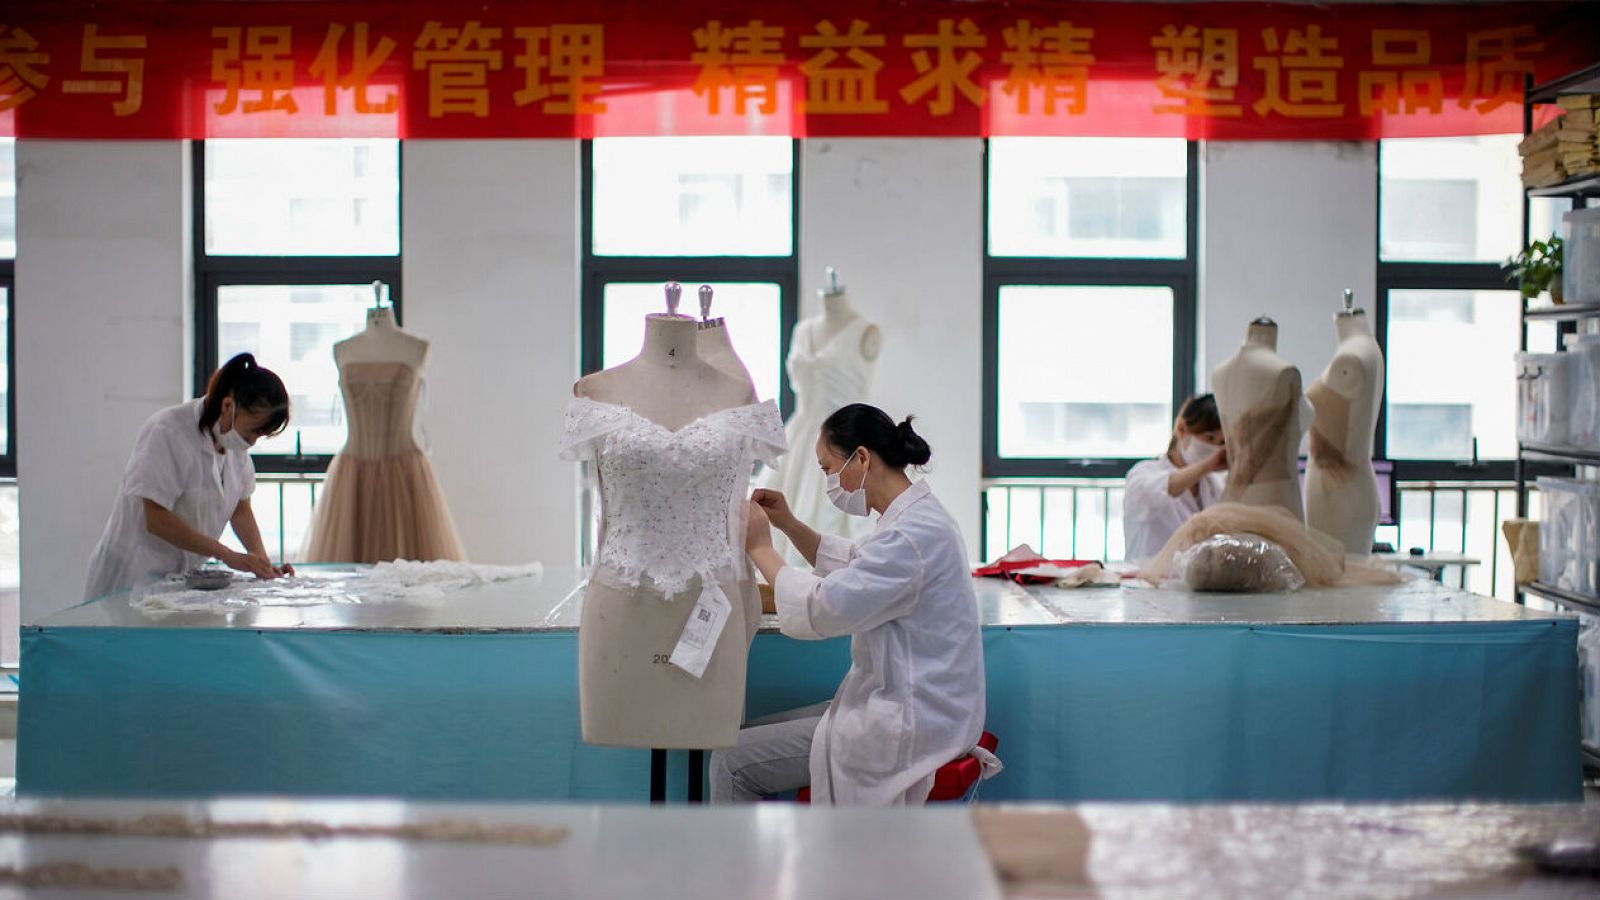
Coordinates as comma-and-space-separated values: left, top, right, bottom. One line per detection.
1171, 533, 1307, 593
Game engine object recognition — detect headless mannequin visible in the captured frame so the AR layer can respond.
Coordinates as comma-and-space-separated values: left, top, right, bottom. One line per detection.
573, 313, 761, 748
334, 305, 430, 371
805, 268, 882, 362
1305, 294, 1384, 556
1211, 318, 1313, 521
694, 284, 758, 395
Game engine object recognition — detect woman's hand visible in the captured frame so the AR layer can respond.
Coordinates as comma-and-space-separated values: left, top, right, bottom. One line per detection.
221, 549, 280, 580
1209, 446, 1229, 472
746, 499, 776, 553
276, 561, 296, 577
751, 488, 798, 533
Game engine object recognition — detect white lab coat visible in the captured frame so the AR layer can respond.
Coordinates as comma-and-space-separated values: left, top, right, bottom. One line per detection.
1122, 455, 1224, 562
773, 480, 985, 805
84, 399, 256, 600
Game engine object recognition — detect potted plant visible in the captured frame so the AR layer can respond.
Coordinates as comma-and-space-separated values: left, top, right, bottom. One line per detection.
1505, 234, 1564, 304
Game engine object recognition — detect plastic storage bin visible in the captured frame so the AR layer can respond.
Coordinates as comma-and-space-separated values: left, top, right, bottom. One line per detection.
1581, 613, 1600, 750
1563, 334, 1600, 451
1516, 351, 1571, 445
1538, 476, 1600, 596
1564, 206, 1600, 306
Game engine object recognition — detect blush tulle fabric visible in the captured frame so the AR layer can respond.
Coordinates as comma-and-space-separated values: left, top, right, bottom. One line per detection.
304, 361, 466, 563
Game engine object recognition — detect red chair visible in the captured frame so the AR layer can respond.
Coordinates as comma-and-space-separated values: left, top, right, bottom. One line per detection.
796, 731, 1000, 803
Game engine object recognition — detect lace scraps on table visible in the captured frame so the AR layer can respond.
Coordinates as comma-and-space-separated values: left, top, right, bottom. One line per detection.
0, 812, 569, 846
0, 861, 182, 891
130, 561, 544, 616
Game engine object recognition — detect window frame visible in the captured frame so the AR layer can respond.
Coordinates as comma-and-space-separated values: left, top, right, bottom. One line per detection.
191, 139, 404, 475
0, 254, 13, 478
578, 138, 801, 419
981, 139, 1200, 479
1373, 140, 1577, 484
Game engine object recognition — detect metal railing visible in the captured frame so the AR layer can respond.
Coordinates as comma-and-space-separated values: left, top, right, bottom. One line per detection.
981, 478, 1535, 600
233, 473, 324, 563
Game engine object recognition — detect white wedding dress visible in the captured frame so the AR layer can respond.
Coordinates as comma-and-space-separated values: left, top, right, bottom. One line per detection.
766, 316, 877, 564
561, 398, 787, 598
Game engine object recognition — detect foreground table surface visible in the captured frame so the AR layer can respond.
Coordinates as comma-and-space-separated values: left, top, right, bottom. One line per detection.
0, 797, 1592, 899
978, 801, 1600, 899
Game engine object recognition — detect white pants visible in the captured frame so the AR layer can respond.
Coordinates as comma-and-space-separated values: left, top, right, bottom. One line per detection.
708, 702, 829, 803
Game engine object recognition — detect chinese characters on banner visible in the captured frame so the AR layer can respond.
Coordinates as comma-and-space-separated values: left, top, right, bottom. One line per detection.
0, 2, 1589, 138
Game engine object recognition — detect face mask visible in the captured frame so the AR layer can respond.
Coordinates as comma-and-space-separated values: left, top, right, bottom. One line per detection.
825, 451, 871, 517
215, 404, 252, 455
1180, 436, 1219, 467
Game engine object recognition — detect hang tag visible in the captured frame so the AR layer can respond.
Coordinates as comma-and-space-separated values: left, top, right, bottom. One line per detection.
668, 582, 732, 679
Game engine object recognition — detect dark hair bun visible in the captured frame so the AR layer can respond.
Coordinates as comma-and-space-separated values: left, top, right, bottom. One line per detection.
820, 403, 932, 470
896, 417, 932, 467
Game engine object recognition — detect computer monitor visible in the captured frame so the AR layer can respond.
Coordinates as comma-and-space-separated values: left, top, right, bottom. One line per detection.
1295, 458, 1398, 527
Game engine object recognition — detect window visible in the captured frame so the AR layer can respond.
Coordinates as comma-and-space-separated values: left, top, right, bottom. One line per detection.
194, 139, 401, 559
984, 138, 1197, 478
582, 137, 798, 413
1377, 136, 1564, 469
0, 135, 13, 666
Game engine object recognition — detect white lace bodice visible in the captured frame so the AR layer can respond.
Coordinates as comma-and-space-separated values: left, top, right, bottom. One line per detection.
561, 398, 786, 598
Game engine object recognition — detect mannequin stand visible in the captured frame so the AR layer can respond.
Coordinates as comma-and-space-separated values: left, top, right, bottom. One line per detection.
649, 749, 707, 803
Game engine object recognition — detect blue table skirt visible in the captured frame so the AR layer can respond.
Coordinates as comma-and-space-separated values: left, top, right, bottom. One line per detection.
18, 620, 1580, 802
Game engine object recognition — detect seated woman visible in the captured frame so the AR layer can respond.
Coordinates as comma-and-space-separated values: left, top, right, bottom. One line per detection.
711, 404, 986, 805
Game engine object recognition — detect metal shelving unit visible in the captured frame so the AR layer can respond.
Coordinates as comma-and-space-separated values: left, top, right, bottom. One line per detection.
1517, 64, 1600, 773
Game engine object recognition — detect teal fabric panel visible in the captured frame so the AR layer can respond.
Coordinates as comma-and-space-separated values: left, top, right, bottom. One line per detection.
18, 620, 1579, 802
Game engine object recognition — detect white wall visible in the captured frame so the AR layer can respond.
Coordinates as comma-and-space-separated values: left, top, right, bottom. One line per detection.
1200, 141, 1379, 386
16, 141, 190, 623
402, 141, 579, 566
801, 140, 985, 556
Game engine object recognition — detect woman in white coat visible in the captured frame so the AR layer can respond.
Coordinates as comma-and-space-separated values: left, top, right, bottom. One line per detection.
711, 404, 986, 805
84, 353, 294, 600
1122, 393, 1227, 562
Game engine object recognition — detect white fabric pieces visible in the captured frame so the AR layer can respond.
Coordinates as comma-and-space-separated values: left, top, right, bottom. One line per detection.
85, 398, 256, 601
1121, 455, 1224, 563
561, 398, 787, 598
130, 561, 544, 614
767, 317, 877, 564
773, 480, 987, 806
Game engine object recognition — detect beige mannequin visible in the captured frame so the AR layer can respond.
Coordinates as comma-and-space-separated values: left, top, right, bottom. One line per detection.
806, 268, 882, 363
573, 313, 762, 748
694, 284, 758, 395
1305, 296, 1384, 556
334, 305, 430, 370
1211, 317, 1313, 521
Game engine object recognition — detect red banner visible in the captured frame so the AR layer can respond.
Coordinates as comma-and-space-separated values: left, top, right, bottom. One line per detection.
0, 1, 1594, 140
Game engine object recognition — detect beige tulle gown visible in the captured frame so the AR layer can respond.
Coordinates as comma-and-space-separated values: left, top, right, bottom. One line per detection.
304, 361, 465, 562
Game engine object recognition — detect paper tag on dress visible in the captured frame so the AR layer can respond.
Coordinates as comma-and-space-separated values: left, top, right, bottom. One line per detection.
668, 582, 732, 679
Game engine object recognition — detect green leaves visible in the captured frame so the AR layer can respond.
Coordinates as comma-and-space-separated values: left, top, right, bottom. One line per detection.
1505, 234, 1565, 300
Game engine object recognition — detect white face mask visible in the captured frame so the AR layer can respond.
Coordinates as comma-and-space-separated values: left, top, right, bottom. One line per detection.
825, 451, 871, 517
215, 403, 252, 455
1180, 436, 1219, 467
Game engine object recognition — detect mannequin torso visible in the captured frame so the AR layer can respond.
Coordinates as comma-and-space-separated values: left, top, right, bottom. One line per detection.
575, 315, 756, 426
1305, 311, 1384, 555
570, 313, 766, 749
696, 320, 758, 395
808, 290, 882, 363
334, 308, 431, 371
1212, 321, 1312, 520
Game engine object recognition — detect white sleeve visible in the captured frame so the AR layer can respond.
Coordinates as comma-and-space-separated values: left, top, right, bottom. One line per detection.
1122, 460, 1175, 524
812, 533, 857, 576
773, 529, 925, 640
123, 424, 187, 511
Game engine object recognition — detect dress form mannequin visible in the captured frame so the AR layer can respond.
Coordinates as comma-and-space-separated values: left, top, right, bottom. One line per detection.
1304, 291, 1385, 556
1211, 317, 1314, 521
572, 312, 764, 749
694, 284, 757, 394
767, 268, 883, 564
305, 283, 465, 562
